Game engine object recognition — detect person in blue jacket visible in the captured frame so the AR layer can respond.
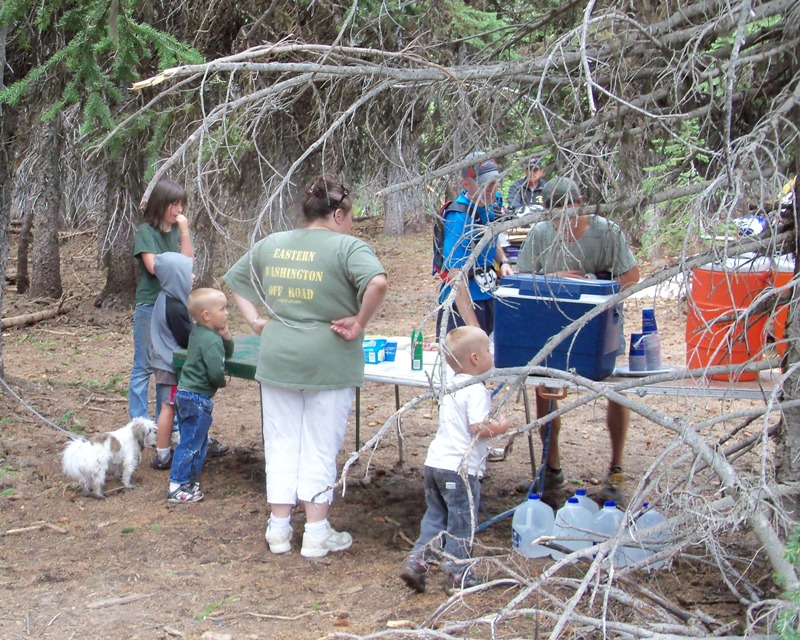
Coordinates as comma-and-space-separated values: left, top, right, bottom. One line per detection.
437, 152, 514, 338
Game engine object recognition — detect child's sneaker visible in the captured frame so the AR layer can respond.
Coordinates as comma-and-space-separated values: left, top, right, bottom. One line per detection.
167, 483, 203, 504
400, 557, 428, 593
300, 526, 352, 558
265, 525, 293, 554
207, 438, 230, 458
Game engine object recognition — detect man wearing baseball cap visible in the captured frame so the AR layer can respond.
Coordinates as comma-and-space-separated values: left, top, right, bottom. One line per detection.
517, 176, 640, 503
437, 152, 513, 337
507, 156, 548, 210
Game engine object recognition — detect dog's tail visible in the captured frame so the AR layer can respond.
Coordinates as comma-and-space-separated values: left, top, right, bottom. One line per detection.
61, 439, 107, 480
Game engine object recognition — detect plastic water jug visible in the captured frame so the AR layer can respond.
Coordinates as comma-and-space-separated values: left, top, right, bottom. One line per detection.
627, 503, 670, 569
592, 500, 626, 567
512, 493, 554, 558
550, 497, 595, 560
573, 488, 599, 514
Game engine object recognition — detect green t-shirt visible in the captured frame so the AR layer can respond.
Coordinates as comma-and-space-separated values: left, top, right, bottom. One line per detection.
517, 215, 636, 277
224, 229, 386, 390
133, 223, 182, 304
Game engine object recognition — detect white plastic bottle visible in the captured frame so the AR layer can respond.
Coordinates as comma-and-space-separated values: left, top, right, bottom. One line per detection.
512, 493, 554, 558
573, 488, 599, 514
592, 500, 625, 567
629, 503, 670, 569
550, 497, 595, 560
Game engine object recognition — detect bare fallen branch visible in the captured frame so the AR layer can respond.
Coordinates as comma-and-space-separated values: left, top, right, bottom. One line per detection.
86, 593, 155, 610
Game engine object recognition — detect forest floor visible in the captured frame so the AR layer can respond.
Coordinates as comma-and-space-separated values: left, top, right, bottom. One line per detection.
0, 223, 781, 639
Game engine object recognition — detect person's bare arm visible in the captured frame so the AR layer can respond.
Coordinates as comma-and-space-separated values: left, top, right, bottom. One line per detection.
176, 214, 194, 259
140, 252, 156, 275
472, 415, 511, 439
448, 268, 481, 327
231, 292, 267, 335
494, 246, 514, 277
617, 264, 640, 291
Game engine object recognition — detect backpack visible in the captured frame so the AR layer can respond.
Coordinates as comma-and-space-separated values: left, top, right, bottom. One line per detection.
432, 199, 475, 281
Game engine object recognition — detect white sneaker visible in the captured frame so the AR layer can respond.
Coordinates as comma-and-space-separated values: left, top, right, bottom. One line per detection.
265, 525, 293, 554
300, 526, 353, 558
171, 430, 180, 445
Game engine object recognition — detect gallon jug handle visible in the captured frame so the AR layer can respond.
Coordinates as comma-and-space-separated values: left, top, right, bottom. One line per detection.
536, 384, 568, 400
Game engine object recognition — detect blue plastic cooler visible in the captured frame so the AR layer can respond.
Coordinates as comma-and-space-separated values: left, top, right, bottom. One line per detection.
494, 274, 622, 380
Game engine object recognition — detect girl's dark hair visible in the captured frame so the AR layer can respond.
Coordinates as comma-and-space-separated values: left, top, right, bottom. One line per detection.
301, 174, 352, 223
143, 180, 187, 226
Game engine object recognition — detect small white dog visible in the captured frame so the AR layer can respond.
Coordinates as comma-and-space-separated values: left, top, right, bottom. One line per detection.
62, 417, 157, 499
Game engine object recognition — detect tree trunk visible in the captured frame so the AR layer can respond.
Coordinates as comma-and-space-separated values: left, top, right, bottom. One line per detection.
776, 175, 800, 498
383, 129, 425, 236
15, 208, 31, 293
0, 112, 11, 379
29, 114, 63, 299
96, 150, 142, 307
192, 202, 217, 287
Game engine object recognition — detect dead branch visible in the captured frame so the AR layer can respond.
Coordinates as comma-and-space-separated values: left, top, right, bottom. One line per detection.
1, 295, 70, 329
86, 593, 155, 609
1, 521, 68, 536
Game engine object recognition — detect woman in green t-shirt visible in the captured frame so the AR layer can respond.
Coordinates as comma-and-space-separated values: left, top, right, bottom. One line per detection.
225, 174, 388, 559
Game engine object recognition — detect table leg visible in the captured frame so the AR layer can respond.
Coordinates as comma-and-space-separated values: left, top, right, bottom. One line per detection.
355, 387, 361, 451
522, 386, 537, 483
395, 384, 403, 464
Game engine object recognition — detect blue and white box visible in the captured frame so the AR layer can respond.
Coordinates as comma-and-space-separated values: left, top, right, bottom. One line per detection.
493, 274, 622, 381
363, 338, 387, 364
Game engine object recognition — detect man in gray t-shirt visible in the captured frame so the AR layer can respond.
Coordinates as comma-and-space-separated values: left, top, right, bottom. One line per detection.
517, 177, 640, 503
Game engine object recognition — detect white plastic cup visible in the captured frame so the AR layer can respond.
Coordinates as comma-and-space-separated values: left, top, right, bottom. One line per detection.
642, 332, 662, 371
629, 333, 646, 371
642, 308, 658, 333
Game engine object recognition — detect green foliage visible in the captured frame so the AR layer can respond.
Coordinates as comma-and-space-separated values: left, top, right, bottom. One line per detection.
0, 463, 18, 481
44, 375, 127, 397
195, 596, 239, 621
57, 410, 87, 435
634, 118, 709, 256
0, 0, 203, 137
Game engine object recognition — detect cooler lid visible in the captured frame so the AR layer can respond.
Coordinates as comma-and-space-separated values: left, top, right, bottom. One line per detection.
499, 273, 620, 299
696, 252, 772, 273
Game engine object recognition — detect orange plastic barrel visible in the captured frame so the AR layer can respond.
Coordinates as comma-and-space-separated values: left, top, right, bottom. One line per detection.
686, 256, 771, 380
772, 254, 795, 356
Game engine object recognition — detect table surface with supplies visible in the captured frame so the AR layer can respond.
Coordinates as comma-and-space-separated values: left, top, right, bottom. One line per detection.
173, 332, 782, 441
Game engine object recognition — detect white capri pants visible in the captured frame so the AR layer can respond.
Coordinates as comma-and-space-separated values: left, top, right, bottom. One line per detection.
260, 383, 355, 505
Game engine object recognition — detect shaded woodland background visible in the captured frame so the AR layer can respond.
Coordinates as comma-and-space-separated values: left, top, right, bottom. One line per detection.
2, 1, 800, 637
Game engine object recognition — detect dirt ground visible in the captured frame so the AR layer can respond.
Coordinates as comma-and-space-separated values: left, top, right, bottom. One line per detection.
0, 225, 778, 639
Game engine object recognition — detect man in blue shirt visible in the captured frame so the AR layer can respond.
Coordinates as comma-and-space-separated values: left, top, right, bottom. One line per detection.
437, 152, 514, 337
